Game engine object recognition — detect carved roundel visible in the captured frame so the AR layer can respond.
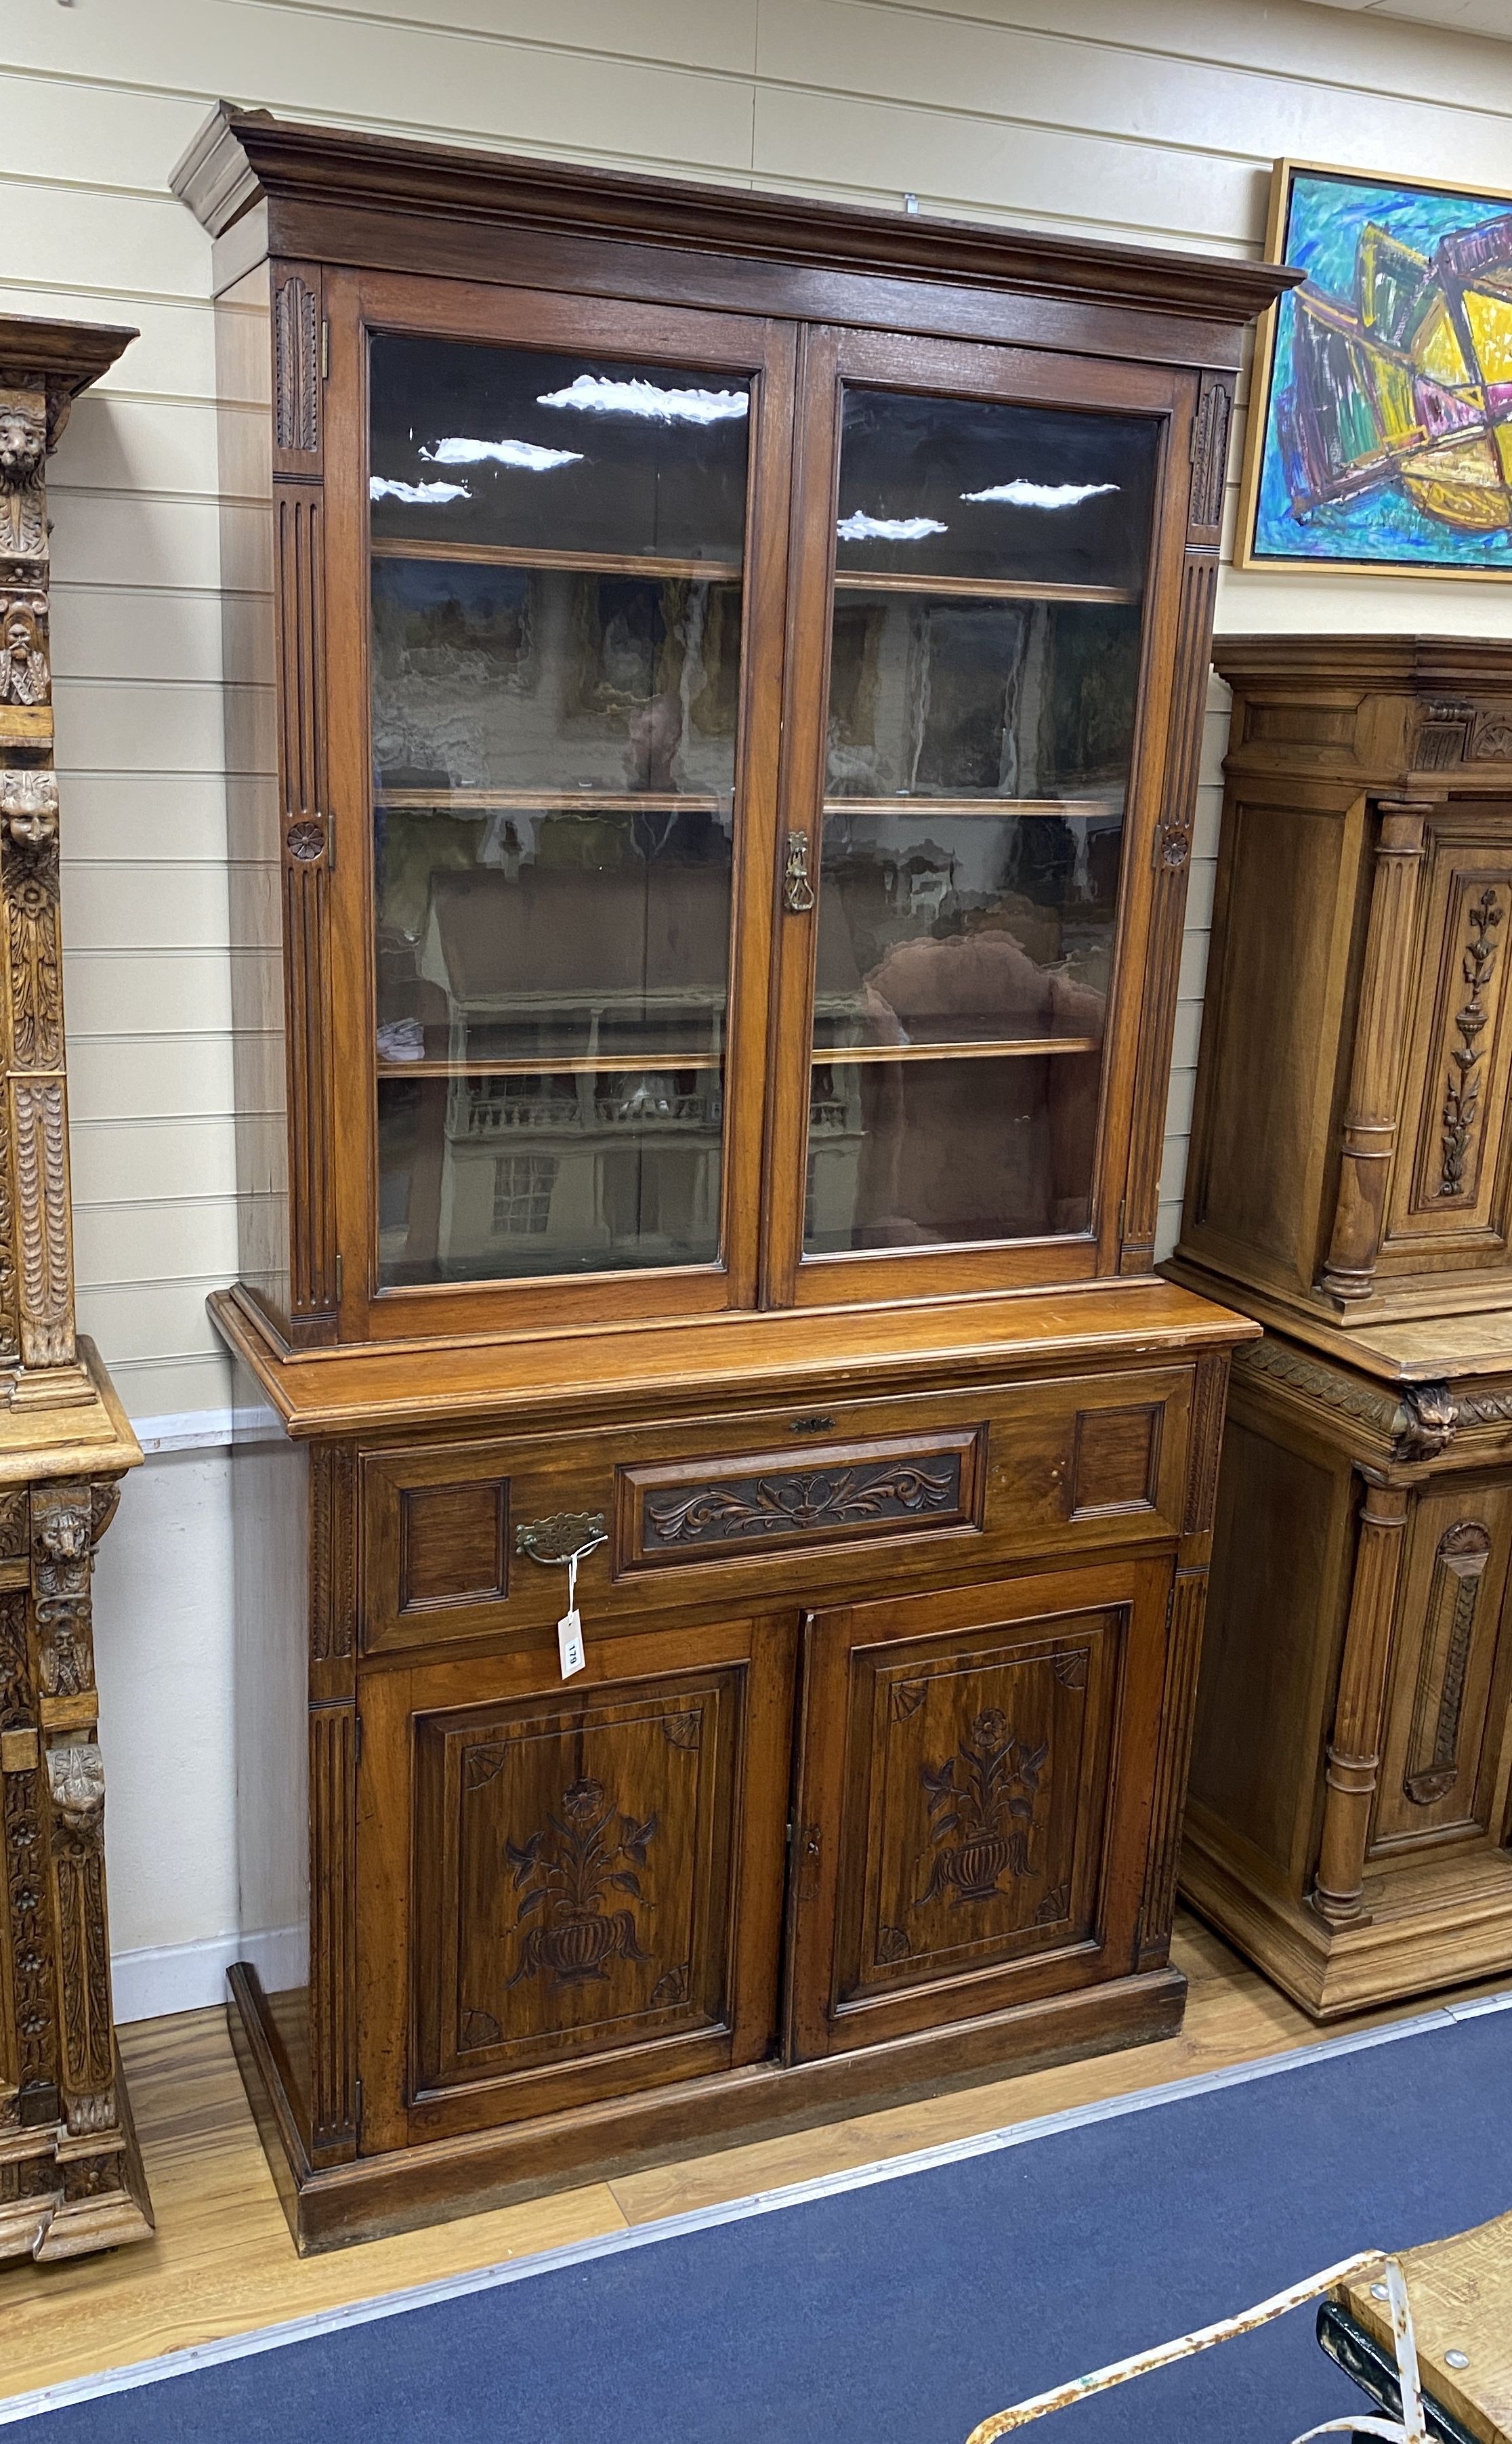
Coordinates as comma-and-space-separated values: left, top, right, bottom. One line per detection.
285, 819, 326, 862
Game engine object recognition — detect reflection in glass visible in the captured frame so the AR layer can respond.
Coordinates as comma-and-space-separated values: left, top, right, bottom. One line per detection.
833, 390, 1156, 589
369, 337, 750, 1287
371, 560, 741, 799
826, 597, 1140, 801
814, 809, 1118, 1052
369, 337, 749, 563
375, 806, 732, 1070
379, 1067, 723, 1284
805, 1052, 1101, 1251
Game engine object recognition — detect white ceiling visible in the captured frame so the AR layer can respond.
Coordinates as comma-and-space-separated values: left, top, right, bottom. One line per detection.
1309, 0, 1512, 37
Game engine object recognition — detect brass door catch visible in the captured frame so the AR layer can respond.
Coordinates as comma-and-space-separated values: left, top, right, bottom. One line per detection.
783, 830, 816, 913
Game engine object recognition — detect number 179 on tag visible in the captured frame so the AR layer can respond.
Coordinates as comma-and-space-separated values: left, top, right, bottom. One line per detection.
558, 1607, 585, 1678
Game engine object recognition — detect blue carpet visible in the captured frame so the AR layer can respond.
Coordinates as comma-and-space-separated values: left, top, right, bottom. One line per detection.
13, 2006, 1512, 2444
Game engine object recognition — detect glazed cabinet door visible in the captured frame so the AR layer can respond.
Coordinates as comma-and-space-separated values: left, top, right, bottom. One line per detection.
786, 1558, 1172, 2060
321, 268, 797, 1342
356, 1613, 794, 2148
763, 325, 1200, 1308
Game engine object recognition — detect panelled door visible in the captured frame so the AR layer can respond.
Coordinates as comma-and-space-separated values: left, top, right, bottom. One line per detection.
785, 1559, 1173, 2061
356, 1613, 795, 2149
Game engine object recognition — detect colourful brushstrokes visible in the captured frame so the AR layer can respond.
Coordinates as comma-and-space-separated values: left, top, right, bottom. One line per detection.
1252, 168, 1512, 571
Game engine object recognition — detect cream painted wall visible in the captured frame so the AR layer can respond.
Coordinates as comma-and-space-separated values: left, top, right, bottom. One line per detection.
5, 0, 1511, 2010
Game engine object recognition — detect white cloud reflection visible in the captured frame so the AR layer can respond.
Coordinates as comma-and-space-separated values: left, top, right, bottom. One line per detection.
423, 437, 583, 470
538, 374, 749, 424
836, 512, 948, 542
962, 480, 1118, 508
369, 476, 471, 504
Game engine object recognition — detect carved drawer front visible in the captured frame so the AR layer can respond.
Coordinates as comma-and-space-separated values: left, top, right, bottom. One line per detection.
1387, 835, 1512, 1261
618, 1427, 984, 1569
1370, 1479, 1512, 1855
356, 1613, 793, 2149
786, 1556, 1173, 2063
358, 1369, 1194, 1656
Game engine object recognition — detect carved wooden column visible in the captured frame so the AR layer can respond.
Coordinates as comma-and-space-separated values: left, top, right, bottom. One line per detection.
1312, 1474, 1412, 1928
1318, 802, 1433, 1306
0, 316, 152, 2261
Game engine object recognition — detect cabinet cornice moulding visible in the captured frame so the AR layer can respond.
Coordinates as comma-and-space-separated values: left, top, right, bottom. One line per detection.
1213, 636, 1512, 695
169, 104, 1301, 339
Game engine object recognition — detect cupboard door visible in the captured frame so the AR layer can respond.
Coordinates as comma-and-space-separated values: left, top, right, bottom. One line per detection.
786, 1559, 1171, 2060
356, 1613, 794, 2147
764, 325, 1192, 1308
324, 269, 797, 1339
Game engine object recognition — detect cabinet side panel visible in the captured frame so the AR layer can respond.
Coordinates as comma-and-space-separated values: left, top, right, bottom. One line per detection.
1184, 795, 1356, 1297
216, 263, 291, 1335
230, 1355, 310, 2138
1188, 1408, 1345, 1883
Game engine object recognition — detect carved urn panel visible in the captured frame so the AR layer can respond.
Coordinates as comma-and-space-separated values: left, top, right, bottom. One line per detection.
786, 1558, 1173, 2063
413, 1670, 744, 2096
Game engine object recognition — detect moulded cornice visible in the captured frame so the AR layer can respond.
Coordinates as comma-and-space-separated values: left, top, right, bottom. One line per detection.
0, 314, 136, 400
169, 104, 1301, 329
1213, 634, 1512, 695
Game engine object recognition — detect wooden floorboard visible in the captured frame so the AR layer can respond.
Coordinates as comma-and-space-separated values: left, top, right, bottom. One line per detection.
1, 1912, 1506, 2405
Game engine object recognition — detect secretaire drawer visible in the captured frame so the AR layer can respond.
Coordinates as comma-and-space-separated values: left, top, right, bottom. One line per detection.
358, 1365, 1199, 1656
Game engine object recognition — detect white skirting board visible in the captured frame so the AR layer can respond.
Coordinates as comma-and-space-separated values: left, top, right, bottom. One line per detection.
110, 1925, 306, 2025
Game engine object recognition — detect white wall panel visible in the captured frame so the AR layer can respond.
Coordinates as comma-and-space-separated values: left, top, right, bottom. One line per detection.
4, 0, 1506, 1990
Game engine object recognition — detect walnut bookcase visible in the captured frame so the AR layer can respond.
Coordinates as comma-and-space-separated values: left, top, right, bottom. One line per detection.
1171, 638, 1512, 2018
172, 106, 1293, 2251
0, 317, 152, 2261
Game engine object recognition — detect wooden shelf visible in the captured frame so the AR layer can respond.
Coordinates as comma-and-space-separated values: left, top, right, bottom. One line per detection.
371, 538, 742, 583
832, 569, 1139, 605
377, 1052, 724, 1078
375, 789, 730, 812
822, 795, 1118, 819
813, 1036, 1101, 1064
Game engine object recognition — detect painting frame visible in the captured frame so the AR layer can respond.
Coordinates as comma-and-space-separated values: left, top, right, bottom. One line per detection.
1236, 157, 1512, 583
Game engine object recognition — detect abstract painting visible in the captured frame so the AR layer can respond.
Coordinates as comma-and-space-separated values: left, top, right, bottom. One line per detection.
1238, 162, 1512, 579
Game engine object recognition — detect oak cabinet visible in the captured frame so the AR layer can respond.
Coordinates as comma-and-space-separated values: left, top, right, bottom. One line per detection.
1171, 640, 1512, 2018
173, 106, 1288, 2250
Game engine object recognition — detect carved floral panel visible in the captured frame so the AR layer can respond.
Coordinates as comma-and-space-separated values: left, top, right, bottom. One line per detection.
622, 1428, 983, 1569
411, 1670, 742, 2092
832, 1613, 1120, 2008
1395, 853, 1512, 1245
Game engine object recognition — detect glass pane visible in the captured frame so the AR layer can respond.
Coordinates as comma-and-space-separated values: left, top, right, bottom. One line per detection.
372, 561, 741, 798
826, 598, 1141, 801
369, 335, 750, 1287
806, 1052, 1101, 1250
369, 336, 748, 563
833, 390, 1155, 589
379, 1068, 723, 1284
814, 808, 1118, 1053
806, 384, 1156, 1256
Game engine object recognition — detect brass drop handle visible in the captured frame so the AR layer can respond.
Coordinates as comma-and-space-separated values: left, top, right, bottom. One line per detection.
783, 829, 816, 914
515, 1510, 607, 1568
